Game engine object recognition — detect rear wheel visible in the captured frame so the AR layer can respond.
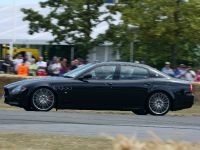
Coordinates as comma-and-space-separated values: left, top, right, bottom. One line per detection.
148, 92, 170, 115
31, 88, 55, 111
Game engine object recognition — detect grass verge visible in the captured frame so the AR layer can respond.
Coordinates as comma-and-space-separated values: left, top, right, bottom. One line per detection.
0, 133, 112, 150
0, 133, 199, 150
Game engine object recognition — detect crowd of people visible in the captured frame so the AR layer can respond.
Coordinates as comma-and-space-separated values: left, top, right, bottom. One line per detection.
1, 54, 200, 82
1, 54, 86, 76
161, 62, 200, 82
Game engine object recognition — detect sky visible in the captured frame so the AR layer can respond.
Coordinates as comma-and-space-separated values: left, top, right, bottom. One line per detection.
0, 0, 45, 6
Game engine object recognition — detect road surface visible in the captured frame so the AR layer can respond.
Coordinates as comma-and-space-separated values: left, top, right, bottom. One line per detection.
0, 110, 200, 142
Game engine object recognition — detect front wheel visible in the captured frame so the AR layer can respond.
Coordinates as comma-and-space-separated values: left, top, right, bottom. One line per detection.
147, 92, 171, 116
31, 88, 55, 111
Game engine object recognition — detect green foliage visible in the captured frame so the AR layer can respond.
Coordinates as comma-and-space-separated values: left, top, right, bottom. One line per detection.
106, 0, 200, 68
21, 0, 112, 59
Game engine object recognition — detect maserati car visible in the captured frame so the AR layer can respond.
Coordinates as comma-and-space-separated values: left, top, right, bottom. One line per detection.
4, 62, 194, 115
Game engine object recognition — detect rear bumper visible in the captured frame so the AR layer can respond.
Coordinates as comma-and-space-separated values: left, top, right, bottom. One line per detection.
172, 93, 194, 111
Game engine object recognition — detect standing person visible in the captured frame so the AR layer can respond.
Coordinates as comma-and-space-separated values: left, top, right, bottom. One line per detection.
60, 58, 69, 75
50, 57, 61, 76
161, 62, 174, 77
70, 59, 79, 70
185, 67, 196, 81
175, 64, 187, 80
17, 59, 28, 76
77, 58, 85, 67
36, 56, 47, 76
29, 59, 38, 76
195, 70, 200, 82
13, 54, 23, 74
47, 56, 57, 75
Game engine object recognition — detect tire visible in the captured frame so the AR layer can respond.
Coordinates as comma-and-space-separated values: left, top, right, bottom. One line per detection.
23, 105, 33, 111
147, 92, 171, 116
132, 109, 148, 115
31, 88, 55, 111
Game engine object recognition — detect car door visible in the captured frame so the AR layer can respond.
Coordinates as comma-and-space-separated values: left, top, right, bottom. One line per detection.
110, 65, 152, 108
62, 65, 118, 109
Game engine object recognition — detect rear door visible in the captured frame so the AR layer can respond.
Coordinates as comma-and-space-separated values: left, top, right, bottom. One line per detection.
111, 65, 151, 108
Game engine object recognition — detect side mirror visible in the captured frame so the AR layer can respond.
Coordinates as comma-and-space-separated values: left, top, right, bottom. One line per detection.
79, 74, 92, 80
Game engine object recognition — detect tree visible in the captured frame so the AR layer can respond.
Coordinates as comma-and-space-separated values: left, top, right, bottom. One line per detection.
21, 0, 112, 59
107, 0, 200, 68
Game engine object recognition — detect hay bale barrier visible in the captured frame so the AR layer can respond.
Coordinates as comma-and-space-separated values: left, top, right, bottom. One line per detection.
193, 82, 200, 103
113, 135, 200, 150
0, 74, 33, 96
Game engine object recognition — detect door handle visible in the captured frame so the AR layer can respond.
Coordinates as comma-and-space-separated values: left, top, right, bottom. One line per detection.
105, 83, 113, 86
144, 83, 151, 86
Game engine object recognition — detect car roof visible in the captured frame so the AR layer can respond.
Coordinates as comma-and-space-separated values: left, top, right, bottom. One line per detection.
93, 61, 151, 68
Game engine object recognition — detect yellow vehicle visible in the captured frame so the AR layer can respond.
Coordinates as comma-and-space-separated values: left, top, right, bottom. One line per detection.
2, 47, 40, 60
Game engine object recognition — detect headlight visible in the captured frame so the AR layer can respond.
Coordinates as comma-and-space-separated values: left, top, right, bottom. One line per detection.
11, 86, 27, 95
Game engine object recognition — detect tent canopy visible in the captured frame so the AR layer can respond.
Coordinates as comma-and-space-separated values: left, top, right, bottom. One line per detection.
0, 0, 120, 45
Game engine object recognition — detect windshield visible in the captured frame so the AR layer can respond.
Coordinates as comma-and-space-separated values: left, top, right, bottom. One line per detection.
64, 63, 95, 78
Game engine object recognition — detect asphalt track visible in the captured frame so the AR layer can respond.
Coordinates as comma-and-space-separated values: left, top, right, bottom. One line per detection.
0, 110, 200, 142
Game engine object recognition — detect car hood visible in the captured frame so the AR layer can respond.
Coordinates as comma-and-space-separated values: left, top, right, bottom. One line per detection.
4, 77, 71, 89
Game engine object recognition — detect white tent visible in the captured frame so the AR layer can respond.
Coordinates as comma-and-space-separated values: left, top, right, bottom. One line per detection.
0, 1, 120, 45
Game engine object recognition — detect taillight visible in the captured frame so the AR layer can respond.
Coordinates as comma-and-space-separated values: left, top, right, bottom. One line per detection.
190, 84, 193, 93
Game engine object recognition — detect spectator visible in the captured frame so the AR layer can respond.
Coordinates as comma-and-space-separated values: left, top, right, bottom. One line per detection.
185, 67, 196, 81
17, 59, 28, 76
47, 56, 57, 75
77, 58, 85, 67
13, 54, 23, 73
70, 59, 79, 70
60, 58, 69, 75
29, 59, 38, 76
50, 57, 61, 76
195, 70, 200, 82
36, 56, 47, 76
161, 62, 174, 77
2, 54, 13, 73
175, 64, 186, 79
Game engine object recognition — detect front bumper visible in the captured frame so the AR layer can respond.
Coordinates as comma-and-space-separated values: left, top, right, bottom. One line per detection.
4, 88, 29, 108
172, 93, 194, 111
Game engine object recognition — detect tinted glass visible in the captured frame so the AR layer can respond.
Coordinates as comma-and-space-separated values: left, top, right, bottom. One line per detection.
86, 65, 116, 80
64, 64, 95, 78
120, 66, 149, 79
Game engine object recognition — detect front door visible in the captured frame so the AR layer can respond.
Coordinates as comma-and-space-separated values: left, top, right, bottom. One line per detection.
62, 65, 118, 109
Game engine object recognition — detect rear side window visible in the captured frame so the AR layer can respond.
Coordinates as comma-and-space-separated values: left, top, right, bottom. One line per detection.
120, 65, 149, 80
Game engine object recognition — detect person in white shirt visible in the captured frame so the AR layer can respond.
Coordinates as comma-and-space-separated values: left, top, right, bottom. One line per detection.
161, 62, 174, 77
185, 67, 196, 81
50, 57, 61, 76
13, 54, 23, 73
36, 56, 47, 76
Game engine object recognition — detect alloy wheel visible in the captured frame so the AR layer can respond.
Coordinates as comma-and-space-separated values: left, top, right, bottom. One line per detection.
148, 92, 170, 115
32, 88, 55, 111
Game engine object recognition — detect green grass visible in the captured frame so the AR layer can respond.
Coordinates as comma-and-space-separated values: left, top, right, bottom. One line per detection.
0, 133, 112, 150
0, 133, 200, 150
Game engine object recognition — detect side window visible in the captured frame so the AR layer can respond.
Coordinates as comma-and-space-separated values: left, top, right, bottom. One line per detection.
120, 66, 149, 80
87, 65, 116, 80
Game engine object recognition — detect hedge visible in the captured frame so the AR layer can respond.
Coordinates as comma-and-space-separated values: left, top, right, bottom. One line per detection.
0, 74, 199, 103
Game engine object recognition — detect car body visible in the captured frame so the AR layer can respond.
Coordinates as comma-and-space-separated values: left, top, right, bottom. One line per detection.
4, 62, 194, 115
